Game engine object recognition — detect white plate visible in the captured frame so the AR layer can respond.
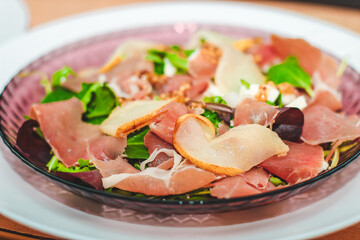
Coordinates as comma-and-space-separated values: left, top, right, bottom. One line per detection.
0, 2, 360, 240
0, 0, 28, 45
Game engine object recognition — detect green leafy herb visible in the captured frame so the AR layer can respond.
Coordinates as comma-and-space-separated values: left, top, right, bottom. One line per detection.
51, 66, 76, 87
201, 109, 222, 129
40, 78, 53, 94
184, 49, 195, 57
166, 53, 188, 72
154, 62, 165, 75
124, 127, 150, 159
240, 79, 250, 89
145, 48, 191, 75
203, 96, 227, 105
267, 57, 314, 96
269, 176, 286, 186
46, 155, 59, 172
47, 156, 96, 173
76, 83, 118, 124
41, 87, 76, 103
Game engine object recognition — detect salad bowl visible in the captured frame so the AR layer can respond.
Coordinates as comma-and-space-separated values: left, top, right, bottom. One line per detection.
1, 23, 360, 214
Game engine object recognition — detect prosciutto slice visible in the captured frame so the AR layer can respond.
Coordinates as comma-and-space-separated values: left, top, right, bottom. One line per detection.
234, 98, 279, 127
149, 102, 188, 144
271, 35, 342, 110
30, 98, 126, 167
210, 167, 271, 199
260, 141, 325, 184
93, 157, 139, 178
102, 150, 218, 196
144, 131, 174, 167
301, 105, 360, 145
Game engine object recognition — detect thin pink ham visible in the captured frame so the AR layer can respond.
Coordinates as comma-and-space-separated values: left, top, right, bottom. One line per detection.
301, 105, 360, 145
188, 49, 217, 79
271, 35, 342, 110
260, 141, 324, 184
247, 43, 280, 67
144, 131, 174, 167
149, 102, 187, 144
157, 75, 210, 100
30, 98, 126, 167
234, 98, 279, 127
103, 156, 218, 196
210, 168, 270, 199
93, 157, 139, 178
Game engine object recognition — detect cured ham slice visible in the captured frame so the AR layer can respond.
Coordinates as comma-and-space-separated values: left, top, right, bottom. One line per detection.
157, 75, 210, 100
234, 98, 279, 126
210, 167, 270, 199
271, 35, 342, 110
308, 73, 342, 111
93, 157, 139, 178
261, 141, 325, 184
144, 131, 174, 167
102, 150, 218, 196
301, 105, 360, 145
30, 98, 126, 167
247, 44, 280, 67
187, 30, 265, 94
188, 47, 218, 79
271, 35, 322, 76
150, 102, 188, 144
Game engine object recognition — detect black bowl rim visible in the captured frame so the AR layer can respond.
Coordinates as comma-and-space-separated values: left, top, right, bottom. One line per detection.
1, 24, 360, 207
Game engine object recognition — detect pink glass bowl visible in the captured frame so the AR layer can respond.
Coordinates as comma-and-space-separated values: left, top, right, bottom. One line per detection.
1, 24, 360, 214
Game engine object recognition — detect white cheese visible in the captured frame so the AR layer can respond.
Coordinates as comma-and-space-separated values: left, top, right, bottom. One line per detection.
164, 57, 176, 77
285, 96, 308, 110
281, 94, 296, 105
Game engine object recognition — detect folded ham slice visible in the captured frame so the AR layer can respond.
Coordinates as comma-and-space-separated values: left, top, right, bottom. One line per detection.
210, 167, 271, 199
260, 141, 325, 184
271, 35, 342, 111
102, 150, 218, 196
144, 131, 174, 167
149, 102, 187, 144
234, 98, 279, 127
301, 105, 360, 145
30, 98, 126, 167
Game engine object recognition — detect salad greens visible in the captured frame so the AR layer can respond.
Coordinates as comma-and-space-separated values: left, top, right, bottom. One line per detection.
267, 57, 314, 97
47, 156, 96, 173
40, 67, 118, 124
269, 176, 286, 186
124, 126, 150, 159
201, 96, 228, 129
145, 46, 193, 75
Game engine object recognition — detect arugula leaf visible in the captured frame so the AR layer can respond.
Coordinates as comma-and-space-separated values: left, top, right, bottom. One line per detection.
269, 176, 286, 186
166, 53, 188, 72
267, 57, 313, 96
203, 96, 227, 105
240, 79, 250, 89
76, 83, 118, 124
145, 48, 189, 75
47, 157, 96, 173
201, 109, 222, 129
41, 87, 76, 103
124, 127, 150, 159
184, 49, 195, 57
51, 66, 76, 87
154, 62, 165, 75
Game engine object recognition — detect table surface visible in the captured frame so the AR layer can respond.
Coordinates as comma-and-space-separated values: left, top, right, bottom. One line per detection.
1, 0, 360, 239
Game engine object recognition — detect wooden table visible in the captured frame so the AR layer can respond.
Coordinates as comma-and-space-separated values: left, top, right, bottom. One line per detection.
1, 0, 360, 239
